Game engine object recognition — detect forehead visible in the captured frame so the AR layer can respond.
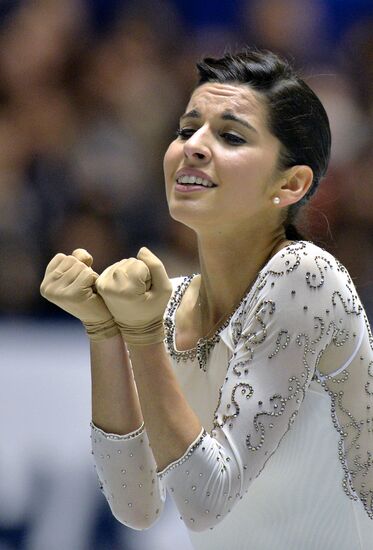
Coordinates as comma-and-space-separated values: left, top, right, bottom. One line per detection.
186, 82, 267, 124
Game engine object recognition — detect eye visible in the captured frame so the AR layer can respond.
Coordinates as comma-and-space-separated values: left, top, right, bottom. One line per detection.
175, 127, 246, 146
221, 133, 246, 146
175, 127, 196, 140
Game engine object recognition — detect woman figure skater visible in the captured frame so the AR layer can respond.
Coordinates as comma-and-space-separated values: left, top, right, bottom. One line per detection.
40, 49, 373, 549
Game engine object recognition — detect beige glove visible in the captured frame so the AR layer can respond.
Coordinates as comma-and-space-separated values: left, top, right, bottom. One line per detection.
40, 249, 119, 341
96, 247, 172, 346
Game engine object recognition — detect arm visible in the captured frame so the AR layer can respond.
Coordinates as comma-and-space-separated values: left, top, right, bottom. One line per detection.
113, 244, 371, 534
40, 249, 165, 529
90, 334, 143, 435
154, 244, 373, 530
127, 343, 202, 472
93, 250, 201, 469
90, 334, 171, 530
93, 245, 332, 531
92, 243, 373, 530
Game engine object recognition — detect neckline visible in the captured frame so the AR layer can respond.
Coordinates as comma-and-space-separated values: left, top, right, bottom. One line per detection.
164, 240, 305, 369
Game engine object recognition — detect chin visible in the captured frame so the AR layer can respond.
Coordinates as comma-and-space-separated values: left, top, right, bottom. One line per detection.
168, 202, 216, 234
168, 202, 196, 227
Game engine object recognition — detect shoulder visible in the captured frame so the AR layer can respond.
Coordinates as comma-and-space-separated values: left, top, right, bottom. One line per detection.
256, 240, 355, 296
266, 240, 339, 274
225, 241, 365, 358
234, 240, 363, 335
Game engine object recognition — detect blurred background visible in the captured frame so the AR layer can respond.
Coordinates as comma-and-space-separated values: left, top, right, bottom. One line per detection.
0, 0, 372, 548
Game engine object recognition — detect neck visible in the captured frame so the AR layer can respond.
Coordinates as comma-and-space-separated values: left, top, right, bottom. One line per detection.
196, 223, 288, 330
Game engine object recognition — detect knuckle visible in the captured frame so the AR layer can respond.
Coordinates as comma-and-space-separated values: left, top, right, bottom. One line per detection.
40, 277, 52, 293
75, 262, 86, 275
50, 254, 66, 269
96, 278, 113, 296
113, 266, 128, 282
51, 253, 65, 264
66, 255, 79, 265
95, 279, 105, 293
41, 284, 56, 300
124, 264, 136, 277
120, 258, 137, 272
131, 260, 148, 277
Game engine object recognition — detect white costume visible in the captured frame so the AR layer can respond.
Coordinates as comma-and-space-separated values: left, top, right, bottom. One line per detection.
91, 241, 373, 549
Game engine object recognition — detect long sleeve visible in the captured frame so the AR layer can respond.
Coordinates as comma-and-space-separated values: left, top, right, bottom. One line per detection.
91, 242, 373, 533
89, 278, 187, 530
158, 242, 372, 531
91, 422, 166, 529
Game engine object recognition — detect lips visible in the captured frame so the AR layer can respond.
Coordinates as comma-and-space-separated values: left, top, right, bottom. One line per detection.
175, 168, 217, 187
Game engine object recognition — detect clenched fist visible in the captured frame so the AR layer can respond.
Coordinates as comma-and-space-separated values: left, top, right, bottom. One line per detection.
40, 249, 119, 340
96, 247, 172, 346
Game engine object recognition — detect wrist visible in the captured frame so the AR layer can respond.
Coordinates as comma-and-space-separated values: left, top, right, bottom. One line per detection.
126, 340, 166, 360
116, 318, 165, 346
83, 318, 120, 341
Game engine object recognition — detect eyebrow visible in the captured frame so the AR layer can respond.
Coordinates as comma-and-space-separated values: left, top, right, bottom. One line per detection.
180, 109, 258, 134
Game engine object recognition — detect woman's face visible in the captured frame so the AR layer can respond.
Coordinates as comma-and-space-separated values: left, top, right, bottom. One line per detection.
163, 82, 283, 234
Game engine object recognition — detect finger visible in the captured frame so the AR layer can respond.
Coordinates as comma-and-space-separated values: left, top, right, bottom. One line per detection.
107, 259, 149, 295
60, 262, 88, 286
122, 259, 151, 294
72, 248, 93, 267
96, 261, 123, 293
41, 258, 81, 297
71, 266, 98, 291
46, 255, 78, 279
136, 247, 168, 290
100, 260, 125, 279
44, 253, 67, 274
110, 259, 138, 284
59, 255, 80, 272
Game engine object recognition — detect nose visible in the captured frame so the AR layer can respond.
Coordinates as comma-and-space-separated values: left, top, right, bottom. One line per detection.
183, 127, 211, 163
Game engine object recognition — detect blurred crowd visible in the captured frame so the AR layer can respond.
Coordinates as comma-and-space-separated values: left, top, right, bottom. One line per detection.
1, 2, 373, 549
0, 0, 372, 319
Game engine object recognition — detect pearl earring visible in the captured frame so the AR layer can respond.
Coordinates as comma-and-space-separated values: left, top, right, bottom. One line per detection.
273, 197, 280, 205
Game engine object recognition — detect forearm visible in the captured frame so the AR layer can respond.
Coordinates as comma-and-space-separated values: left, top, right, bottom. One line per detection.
126, 342, 244, 533
127, 342, 202, 471
90, 333, 143, 435
91, 420, 165, 530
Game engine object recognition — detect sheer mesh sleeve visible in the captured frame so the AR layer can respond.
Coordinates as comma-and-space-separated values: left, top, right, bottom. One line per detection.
91, 422, 166, 530
158, 242, 373, 531
89, 278, 186, 529
312, 258, 373, 520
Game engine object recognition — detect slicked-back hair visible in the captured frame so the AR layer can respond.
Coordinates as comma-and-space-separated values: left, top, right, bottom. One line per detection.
195, 48, 331, 240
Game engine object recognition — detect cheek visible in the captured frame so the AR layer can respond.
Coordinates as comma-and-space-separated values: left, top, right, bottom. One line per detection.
223, 148, 275, 183
218, 150, 257, 185
217, 150, 276, 206
163, 141, 179, 180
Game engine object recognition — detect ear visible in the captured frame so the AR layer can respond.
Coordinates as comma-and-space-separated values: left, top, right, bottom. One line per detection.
277, 165, 314, 207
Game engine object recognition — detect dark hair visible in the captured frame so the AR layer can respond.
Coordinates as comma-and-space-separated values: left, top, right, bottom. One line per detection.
195, 48, 331, 241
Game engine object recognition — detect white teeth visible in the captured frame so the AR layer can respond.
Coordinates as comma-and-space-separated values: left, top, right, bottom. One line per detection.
176, 175, 215, 188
